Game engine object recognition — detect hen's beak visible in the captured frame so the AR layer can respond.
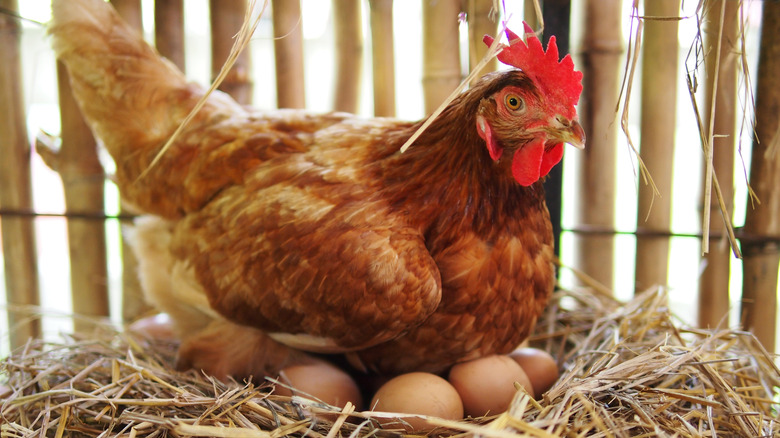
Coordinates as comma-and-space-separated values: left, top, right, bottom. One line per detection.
556, 119, 586, 150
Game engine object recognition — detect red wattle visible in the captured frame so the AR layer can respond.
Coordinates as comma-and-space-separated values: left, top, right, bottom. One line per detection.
540, 143, 564, 178
511, 139, 545, 186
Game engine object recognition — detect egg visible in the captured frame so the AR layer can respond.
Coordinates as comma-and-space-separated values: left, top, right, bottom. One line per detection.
509, 348, 559, 397
127, 313, 177, 341
447, 355, 533, 417
276, 359, 362, 409
370, 372, 464, 431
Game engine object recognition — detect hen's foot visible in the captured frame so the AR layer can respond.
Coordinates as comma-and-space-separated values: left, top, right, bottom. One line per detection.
129, 313, 362, 408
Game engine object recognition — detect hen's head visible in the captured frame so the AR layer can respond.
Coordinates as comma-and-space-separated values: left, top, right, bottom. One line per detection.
477, 23, 584, 186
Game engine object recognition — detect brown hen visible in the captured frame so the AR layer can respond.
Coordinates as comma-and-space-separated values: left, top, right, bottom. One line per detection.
49, 0, 584, 377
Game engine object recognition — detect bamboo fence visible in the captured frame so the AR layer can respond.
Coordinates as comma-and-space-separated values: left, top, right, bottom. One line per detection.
634, 0, 679, 291
153, 0, 185, 72
575, 0, 622, 289
741, 0, 780, 353
368, 0, 395, 117
332, 0, 363, 113
0, 0, 779, 420
272, 0, 306, 109
467, 0, 498, 83
37, 61, 109, 334
211, 0, 253, 105
421, 0, 461, 114
0, 0, 40, 349
110, 0, 148, 325
110, 0, 143, 31
699, 0, 738, 329
541, 0, 572, 258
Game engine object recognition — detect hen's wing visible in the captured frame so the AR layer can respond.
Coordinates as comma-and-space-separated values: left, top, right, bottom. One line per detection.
167, 122, 443, 353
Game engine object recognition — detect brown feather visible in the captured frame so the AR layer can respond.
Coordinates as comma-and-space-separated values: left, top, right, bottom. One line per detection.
50, 0, 562, 376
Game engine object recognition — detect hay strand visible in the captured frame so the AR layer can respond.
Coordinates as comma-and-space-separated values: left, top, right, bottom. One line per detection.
211, 0, 254, 105
466, 0, 498, 84
2, 287, 778, 437
698, 0, 739, 329
141, 0, 266, 179
421, 0, 461, 115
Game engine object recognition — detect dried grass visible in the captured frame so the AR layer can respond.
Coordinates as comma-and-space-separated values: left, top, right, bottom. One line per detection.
2, 287, 777, 437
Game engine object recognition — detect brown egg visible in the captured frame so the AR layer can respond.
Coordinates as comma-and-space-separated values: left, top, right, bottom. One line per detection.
127, 313, 177, 341
370, 372, 464, 431
509, 348, 559, 397
448, 355, 533, 417
276, 359, 363, 409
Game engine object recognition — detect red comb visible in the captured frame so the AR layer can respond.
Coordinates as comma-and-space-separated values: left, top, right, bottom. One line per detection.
484, 22, 583, 120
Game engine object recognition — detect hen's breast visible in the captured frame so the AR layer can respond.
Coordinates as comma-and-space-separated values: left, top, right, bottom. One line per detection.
353, 205, 556, 374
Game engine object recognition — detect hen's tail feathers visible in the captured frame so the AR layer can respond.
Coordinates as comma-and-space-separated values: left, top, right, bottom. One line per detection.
49, 0, 243, 188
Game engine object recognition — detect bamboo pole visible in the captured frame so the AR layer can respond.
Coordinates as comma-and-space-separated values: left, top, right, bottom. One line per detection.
111, 0, 143, 31
155, 0, 186, 72
542, 0, 572, 262
332, 0, 363, 113
37, 63, 110, 333
634, 0, 680, 291
422, 0, 461, 115
111, 0, 146, 323
524, 0, 540, 30
575, 0, 623, 291
699, 0, 738, 328
368, 0, 395, 117
272, 0, 306, 108
467, 0, 497, 84
741, 0, 780, 353
211, 0, 253, 105
0, 0, 41, 349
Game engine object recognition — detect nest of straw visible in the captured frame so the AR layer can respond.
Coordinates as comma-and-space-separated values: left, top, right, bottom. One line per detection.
1, 286, 778, 437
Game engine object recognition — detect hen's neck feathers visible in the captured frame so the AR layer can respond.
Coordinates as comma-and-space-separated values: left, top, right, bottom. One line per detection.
377, 72, 548, 243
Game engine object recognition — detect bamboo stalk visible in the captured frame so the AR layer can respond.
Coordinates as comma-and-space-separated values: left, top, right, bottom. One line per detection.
467, 0, 497, 84
0, 0, 41, 349
422, 0, 461, 115
524, 0, 540, 30
542, 0, 573, 262
38, 63, 110, 333
575, 0, 623, 291
332, 0, 363, 113
368, 0, 395, 117
272, 0, 306, 108
155, 0, 186, 72
741, 0, 780, 353
699, 0, 738, 329
634, 0, 680, 291
110, 0, 143, 31
111, 0, 147, 323
211, 0, 253, 105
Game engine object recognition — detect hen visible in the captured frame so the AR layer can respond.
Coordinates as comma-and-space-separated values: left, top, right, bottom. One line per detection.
49, 0, 584, 378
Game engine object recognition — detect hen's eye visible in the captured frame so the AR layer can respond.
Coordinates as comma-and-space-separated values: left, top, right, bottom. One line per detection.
504, 94, 524, 111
